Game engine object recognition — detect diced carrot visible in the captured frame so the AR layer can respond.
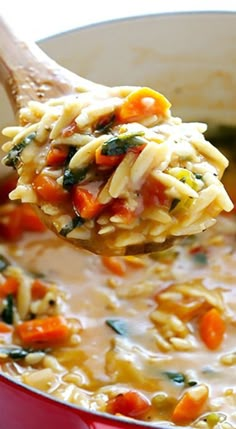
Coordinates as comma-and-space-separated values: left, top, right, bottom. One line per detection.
0, 322, 13, 333
107, 391, 151, 418
46, 146, 69, 166
62, 120, 77, 137
141, 176, 170, 208
72, 187, 104, 219
102, 256, 126, 276
20, 204, 46, 232
0, 174, 18, 204
172, 384, 209, 425
33, 174, 69, 204
16, 315, 70, 345
31, 279, 49, 300
0, 277, 19, 298
110, 199, 135, 224
189, 245, 205, 255
199, 308, 226, 350
0, 206, 23, 241
95, 146, 124, 167
117, 87, 171, 123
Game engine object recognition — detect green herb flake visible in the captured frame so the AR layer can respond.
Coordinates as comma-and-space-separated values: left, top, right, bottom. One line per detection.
193, 252, 208, 265
2, 294, 14, 325
63, 167, 88, 189
0, 255, 10, 272
59, 216, 85, 237
105, 319, 128, 335
4, 133, 36, 168
164, 371, 186, 385
101, 132, 145, 156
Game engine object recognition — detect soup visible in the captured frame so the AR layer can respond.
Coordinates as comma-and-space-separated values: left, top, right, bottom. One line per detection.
0, 168, 235, 428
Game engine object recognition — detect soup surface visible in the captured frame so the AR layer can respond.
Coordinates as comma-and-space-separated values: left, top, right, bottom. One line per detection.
0, 171, 235, 428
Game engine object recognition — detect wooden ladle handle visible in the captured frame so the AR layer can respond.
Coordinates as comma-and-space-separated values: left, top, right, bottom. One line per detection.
0, 15, 103, 114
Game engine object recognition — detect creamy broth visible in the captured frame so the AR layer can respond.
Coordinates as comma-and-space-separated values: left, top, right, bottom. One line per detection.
0, 202, 236, 427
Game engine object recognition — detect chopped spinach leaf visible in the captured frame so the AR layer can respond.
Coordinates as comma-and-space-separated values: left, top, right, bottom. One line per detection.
9, 349, 28, 360
0, 347, 27, 359
188, 380, 198, 387
2, 294, 14, 325
63, 167, 88, 189
106, 319, 128, 335
60, 216, 85, 237
164, 371, 186, 384
101, 132, 145, 156
169, 198, 180, 212
94, 114, 116, 135
66, 146, 77, 164
0, 255, 10, 272
194, 173, 203, 180
4, 133, 36, 168
0, 346, 46, 360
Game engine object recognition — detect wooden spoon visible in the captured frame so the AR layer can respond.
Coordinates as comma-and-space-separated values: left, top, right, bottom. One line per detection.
0, 16, 104, 114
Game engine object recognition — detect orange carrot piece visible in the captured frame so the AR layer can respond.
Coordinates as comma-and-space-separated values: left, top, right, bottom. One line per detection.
20, 204, 46, 232
102, 256, 126, 276
33, 174, 69, 204
107, 391, 151, 418
199, 308, 226, 350
46, 147, 69, 166
73, 187, 104, 219
117, 87, 171, 123
172, 384, 209, 425
141, 176, 169, 208
0, 321, 13, 333
110, 199, 135, 224
16, 315, 70, 345
0, 277, 19, 298
31, 279, 49, 300
95, 146, 124, 167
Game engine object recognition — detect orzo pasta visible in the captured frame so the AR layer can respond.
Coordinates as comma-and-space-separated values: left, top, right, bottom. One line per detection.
0, 172, 236, 428
1, 86, 233, 255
